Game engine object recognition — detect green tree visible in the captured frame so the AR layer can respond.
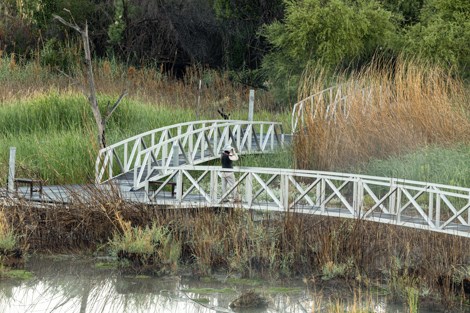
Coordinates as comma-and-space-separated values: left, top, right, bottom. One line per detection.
262, 0, 398, 103
404, 0, 470, 76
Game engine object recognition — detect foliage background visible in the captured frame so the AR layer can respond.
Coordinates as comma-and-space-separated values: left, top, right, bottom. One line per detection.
1, 0, 468, 103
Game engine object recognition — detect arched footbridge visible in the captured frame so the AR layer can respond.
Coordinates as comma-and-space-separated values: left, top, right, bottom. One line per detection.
95, 119, 470, 238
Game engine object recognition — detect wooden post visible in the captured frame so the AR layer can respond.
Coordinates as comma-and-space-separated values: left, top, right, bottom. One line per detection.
8, 147, 16, 192
280, 174, 289, 211
176, 170, 183, 202
172, 142, 179, 182
248, 89, 254, 121
245, 172, 253, 207
210, 170, 218, 204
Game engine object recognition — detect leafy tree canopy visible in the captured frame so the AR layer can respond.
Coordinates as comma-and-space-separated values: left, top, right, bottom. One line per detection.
404, 0, 470, 76
262, 0, 399, 102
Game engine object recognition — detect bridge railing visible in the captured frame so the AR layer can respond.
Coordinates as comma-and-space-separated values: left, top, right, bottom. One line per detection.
95, 120, 247, 184
95, 120, 228, 183
291, 85, 380, 133
133, 121, 284, 190
148, 165, 470, 237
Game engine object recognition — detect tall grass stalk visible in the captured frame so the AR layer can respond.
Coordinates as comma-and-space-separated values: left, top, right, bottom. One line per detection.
295, 58, 470, 172
0, 212, 16, 251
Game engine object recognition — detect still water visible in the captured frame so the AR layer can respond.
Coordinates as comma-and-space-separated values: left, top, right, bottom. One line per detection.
0, 256, 436, 313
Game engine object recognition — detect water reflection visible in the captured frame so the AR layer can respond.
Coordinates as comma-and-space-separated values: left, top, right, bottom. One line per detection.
0, 256, 412, 313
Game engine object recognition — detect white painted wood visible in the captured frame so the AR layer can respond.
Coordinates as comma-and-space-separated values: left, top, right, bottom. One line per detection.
8, 147, 16, 192
138, 165, 470, 237
245, 173, 253, 207
93, 118, 470, 238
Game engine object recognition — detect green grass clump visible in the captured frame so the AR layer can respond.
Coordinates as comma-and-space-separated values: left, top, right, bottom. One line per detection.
95, 262, 118, 269
109, 219, 181, 271
355, 145, 470, 186
0, 268, 33, 280
182, 287, 235, 294
238, 148, 293, 169
0, 92, 200, 184
110, 223, 169, 255
264, 286, 303, 293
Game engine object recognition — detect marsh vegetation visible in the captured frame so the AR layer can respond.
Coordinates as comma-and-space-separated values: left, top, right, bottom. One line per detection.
1, 26, 470, 313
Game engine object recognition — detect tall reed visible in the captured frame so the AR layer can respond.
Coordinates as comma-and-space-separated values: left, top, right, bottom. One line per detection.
294, 58, 470, 171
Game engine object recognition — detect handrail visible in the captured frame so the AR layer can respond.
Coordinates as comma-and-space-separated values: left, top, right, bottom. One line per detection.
148, 165, 470, 237
95, 120, 245, 183
132, 121, 284, 189
291, 85, 380, 133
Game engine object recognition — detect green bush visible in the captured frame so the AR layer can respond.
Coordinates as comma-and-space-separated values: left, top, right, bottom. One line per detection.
262, 0, 398, 103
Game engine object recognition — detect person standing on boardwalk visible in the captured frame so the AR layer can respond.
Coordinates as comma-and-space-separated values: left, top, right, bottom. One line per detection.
221, 144, 239, 202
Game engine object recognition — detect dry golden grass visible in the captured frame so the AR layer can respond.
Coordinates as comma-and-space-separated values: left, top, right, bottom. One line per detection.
0, 58, 275, 117
294, 58, 470, 170
3, 191, 470, 308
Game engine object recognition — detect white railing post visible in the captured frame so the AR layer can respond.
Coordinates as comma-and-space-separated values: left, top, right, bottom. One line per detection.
147, 151, 152, 177
172, 141, 179, 167
270, 124, 274, 150
201, 130, 206, 161
189, 125, 194, 154
320, 178, 326, 213
236, 126, 241, 151
133, 155, 140, 189
213, 124, 218, 154
353, 178, 363, 217
176, 170, 183, 202
8, 147, 16, 193
428, 192, 434, 223
245, 172, 253, 207
144, 182, 149, 203
172, 141, 180, 181
210, 170, 218, 205
436, 194, 441, 228
108, 151, 113, 179
248, 125, 253, 152
389, 179, 397, 215
124, 143, 128, 170
162, 134, 168, 165
260, 124, 264, 147
280, 174, 289, 210
396, 187, 402, 223
248, 89, 254, 122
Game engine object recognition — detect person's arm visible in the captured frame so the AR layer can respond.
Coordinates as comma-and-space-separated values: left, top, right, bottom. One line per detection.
229, 149, 239, 161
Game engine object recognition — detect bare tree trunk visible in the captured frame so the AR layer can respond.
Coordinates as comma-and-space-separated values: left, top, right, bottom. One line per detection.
81, 23, 105, 148
54, 15, 126, 150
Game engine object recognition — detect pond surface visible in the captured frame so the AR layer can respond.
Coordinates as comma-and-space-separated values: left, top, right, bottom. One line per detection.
0, 256, 441, 313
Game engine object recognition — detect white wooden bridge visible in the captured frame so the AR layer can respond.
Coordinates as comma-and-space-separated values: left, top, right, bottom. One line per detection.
8, 87, 470, 238
90, 112, 470, 238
